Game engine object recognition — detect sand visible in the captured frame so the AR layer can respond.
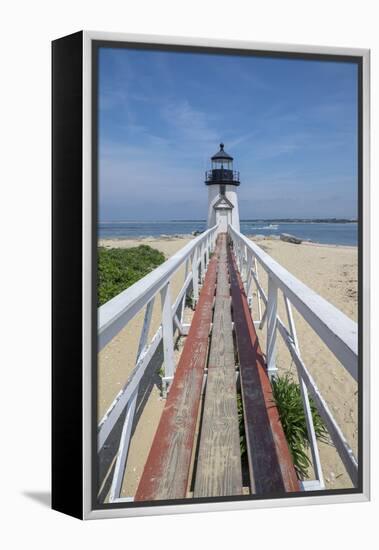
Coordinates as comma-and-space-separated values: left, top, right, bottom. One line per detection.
98, 235, 358, 499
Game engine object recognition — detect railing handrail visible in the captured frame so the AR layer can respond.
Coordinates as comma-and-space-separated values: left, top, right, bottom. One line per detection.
98, 225, 217, 351
228, 224, 358, 381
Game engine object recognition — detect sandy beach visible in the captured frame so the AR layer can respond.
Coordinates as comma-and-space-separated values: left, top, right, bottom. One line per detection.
98, 235, 358, 499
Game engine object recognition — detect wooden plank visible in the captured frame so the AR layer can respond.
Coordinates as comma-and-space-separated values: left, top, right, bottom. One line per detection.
228, 244, 300, 495
194, 235, 243, 498
134, 239, 221, 501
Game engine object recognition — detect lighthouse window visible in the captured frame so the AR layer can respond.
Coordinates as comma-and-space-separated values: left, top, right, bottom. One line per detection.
220, 185, 225, 196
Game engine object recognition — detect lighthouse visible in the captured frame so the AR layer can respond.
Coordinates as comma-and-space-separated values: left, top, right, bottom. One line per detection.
205, 143, 240, 233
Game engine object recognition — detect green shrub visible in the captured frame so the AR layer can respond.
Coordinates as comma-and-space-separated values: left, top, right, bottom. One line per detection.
98, 245, 165, 306
185, 292, 195, 309
271, 374, 329, 478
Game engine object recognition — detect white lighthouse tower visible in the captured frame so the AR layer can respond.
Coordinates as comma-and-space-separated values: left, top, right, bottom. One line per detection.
205, 143, 240, 234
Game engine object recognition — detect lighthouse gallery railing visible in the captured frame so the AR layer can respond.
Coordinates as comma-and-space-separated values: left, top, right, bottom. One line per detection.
97, 225, 218, 503
228, 224, 358, 490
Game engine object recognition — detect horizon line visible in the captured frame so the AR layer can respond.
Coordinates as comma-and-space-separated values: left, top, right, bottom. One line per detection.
99, 217, 358, 223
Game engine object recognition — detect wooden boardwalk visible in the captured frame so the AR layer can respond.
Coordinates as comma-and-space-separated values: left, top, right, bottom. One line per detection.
194, 235, 242, 497
135, 234, 299, 502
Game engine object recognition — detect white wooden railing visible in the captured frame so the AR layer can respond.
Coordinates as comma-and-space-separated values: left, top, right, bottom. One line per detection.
97, 225, 218, 503
228, 224, 358, 490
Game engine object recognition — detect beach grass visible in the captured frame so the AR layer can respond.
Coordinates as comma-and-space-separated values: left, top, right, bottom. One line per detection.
271, 374, 329, 478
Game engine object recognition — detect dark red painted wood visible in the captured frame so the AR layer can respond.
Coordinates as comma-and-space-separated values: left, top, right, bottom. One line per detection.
134, 239, 220, 501
228, 244, 300, 495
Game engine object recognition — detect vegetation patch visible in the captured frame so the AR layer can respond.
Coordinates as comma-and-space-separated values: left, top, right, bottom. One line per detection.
98, 245, 165, 306
271, 374, 329, 478
185, 291, 195, 310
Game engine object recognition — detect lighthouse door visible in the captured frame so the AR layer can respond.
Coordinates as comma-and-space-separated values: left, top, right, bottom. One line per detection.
217, 208, 230, 232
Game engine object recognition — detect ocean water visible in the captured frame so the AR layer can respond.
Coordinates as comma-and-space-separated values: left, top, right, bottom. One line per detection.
99, 220, 358, 246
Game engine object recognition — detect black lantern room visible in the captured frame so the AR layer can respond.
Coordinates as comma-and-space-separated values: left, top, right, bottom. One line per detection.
205, 143, 240, 186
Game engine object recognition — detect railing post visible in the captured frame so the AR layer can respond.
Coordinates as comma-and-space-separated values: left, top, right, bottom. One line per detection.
160, 281, 175, 396
239, 242, 244, 274
181, 258, 190, 323
137, 297, 155, 357
254, 258, 263, 324
109, 297, 155, 502
238, 241, 243, 276
205, 235, 210, 268
200, 241, 205, 282
242, 244, 248, 282
266, 275, 278, 379
234, 240, 239, 270
109, 388, 138, 502
284, 296, 325, 488
192, 248, 199, 305
245, 251, 253, 304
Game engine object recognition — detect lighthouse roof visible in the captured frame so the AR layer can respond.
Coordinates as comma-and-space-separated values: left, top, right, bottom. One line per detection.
211, 143, 233, 161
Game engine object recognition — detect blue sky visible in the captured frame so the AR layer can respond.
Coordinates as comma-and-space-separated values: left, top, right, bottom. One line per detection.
98, 47, 358, 221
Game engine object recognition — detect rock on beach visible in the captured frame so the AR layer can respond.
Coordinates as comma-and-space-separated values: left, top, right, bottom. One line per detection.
280, 233, 302, 244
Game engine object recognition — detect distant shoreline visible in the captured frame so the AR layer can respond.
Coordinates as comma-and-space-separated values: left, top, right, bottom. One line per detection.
98, 220, 358, 247
98, 233, 357, 249
100, 219, 358, 224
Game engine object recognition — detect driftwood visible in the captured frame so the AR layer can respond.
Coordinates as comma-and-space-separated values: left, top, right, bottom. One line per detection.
280, 233, 302, 244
